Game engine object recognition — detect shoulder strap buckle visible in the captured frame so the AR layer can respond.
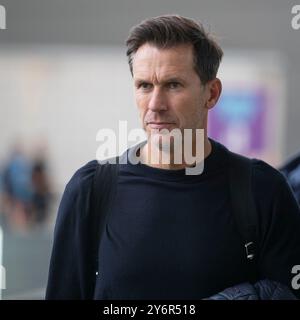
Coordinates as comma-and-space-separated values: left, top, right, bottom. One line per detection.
245, 241, 255, 260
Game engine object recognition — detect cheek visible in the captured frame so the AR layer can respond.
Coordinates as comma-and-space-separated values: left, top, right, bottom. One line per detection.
172, 95, 204, 126
135, 94, 148, 119
135, 93, 147, 109
170, 94, 195, 120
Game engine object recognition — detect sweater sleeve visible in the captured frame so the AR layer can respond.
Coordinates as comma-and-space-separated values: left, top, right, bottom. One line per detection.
45, 160, 98, 300
254, 161, 300, 299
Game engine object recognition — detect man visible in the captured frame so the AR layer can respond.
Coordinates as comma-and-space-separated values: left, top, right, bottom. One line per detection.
46, 15, 300, 299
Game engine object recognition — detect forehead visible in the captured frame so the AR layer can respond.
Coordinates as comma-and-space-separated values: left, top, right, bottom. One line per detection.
132, 43, 195, 79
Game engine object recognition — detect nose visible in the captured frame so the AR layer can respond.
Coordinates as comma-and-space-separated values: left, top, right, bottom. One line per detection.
148, 87, 168, 112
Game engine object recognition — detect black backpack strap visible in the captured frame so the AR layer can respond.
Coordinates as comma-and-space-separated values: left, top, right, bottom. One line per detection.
228, 151, 258, 279
90, 157, 120, 293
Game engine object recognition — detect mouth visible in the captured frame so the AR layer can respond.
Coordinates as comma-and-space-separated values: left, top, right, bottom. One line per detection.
147, 122, 175, 130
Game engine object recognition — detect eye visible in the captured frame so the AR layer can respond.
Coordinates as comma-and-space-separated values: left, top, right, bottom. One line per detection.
168, 82, 181, 89
138, 82, 153, 90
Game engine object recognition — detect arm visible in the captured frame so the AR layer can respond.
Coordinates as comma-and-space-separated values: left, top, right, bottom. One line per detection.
45, 161, 97, 300
258, 172, 300, 299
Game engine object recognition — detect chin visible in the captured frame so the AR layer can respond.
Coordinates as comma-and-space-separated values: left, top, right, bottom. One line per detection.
149, 130, 182, 151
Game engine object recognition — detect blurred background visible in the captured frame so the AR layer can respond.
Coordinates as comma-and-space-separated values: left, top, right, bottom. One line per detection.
0, 0, 300, 299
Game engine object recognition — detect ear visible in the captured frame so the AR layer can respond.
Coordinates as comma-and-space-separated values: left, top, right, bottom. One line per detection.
205, 78, 222, 110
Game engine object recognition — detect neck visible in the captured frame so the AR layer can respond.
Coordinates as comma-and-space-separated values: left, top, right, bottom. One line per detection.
139, 136, 212, 170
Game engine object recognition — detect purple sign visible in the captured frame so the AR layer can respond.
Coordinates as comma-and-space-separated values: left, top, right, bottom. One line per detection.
208, 88, 267, 157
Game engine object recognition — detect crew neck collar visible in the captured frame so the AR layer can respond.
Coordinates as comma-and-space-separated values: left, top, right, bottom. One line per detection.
120, 138, 228, 182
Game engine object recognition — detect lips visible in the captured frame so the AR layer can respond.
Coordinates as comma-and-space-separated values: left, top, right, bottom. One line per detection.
147, 122, 175, 129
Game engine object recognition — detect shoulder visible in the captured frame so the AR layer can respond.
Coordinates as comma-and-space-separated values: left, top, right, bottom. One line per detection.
251, 158, 287, 191
250, 158, 300, 219
55, 160, 99, 227
226, 148, 293, 212
250, 158, 295, 210
226, 147, 287, 196
64, 160, 99, 197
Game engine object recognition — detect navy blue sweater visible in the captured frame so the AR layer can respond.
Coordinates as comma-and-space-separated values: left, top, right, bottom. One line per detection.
46, 139, 300, 299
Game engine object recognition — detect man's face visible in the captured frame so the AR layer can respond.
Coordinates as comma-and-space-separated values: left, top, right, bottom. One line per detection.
132, 43, 211, 147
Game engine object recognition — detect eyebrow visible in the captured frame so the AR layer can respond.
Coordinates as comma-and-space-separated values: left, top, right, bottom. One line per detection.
134, 77, 186, 86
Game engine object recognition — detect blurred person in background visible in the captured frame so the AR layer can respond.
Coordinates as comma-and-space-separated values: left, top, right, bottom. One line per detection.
46, 15, 300, 300
31, 155, 52, 225
1, 140, 53, 232
1, 143, 33, 232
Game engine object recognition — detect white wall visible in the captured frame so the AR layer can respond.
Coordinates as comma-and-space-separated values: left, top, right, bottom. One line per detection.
0, 46, 141, 191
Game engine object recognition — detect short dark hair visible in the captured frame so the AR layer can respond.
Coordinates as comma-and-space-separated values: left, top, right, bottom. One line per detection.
126, 15, 223, 85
